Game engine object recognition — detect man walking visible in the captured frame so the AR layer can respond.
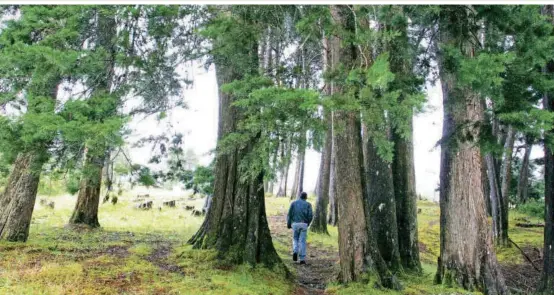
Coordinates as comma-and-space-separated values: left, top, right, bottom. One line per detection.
287, 192, 313, 264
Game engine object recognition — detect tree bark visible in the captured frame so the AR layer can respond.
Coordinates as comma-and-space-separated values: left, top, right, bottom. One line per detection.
327, 115, 338, 226
69, 150, 104, 228
498, 125, 515, 247
290, 131, 306, 200
329, 5, 399, 289
485, 153, 503, 244
188, 12, 281, 267
366, 129, 402, 273
392, 118, 422, 272
311, 111, 332, 234
482, 154, 492, 216
0, 79, 60, 242
516, 140, 532, 204
69, 9, 116, 228
276, 139, 291, 198
0, 152, 44, 241
435, 7, 508, 294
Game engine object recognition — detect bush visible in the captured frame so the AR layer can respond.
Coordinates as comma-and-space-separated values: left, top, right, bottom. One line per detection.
516, 199, 545, 219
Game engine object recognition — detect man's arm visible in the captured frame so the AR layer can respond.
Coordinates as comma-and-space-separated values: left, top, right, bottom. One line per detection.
307, 203, 313, 226
287, 203, 293, 229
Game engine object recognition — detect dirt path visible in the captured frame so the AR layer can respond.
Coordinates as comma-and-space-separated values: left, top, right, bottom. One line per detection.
268, 215, 339, 295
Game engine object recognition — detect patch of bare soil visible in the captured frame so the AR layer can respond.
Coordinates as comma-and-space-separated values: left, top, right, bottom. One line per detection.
146, 242, 185, 275
268, 215, 339, 295
499, 246, 543, 294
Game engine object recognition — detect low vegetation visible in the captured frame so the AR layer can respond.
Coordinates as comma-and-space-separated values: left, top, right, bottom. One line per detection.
0, 191, 543, 294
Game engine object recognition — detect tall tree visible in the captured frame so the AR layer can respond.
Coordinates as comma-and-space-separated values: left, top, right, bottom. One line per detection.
187, 6, 282, 267
328, 5, 399, 289
0, 6, 90, 241
434, 6, 508, 294
516, 138, 533, 203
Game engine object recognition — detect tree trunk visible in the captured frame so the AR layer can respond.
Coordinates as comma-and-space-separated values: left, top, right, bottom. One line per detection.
329, 5, 398, 289
498, 125, 515, 247
485, 153, 503, 244
327, 115, 338, 226
290, 155, 300, 199
516, 140, 532, 204
0, 79, 60, 242
311, 111, 332, 234
188, 15, 281, 266
0, 152, 44, 241
540, 6, 554, 291
392, 118, 422, 272
366, 129, 402, 273
69, 9, 116, 228
276, 139, 291, 198
69, 150, 104, 228
435, 7, 508, 294
482, 154, 492, 216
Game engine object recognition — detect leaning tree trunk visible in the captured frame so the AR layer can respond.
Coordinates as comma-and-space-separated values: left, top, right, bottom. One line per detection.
69, 151, 104, 228
188, 20, 281, 266
516, 140, 532, 204
392, 117, 422, 272
366, 129, 402, 273
311, 111, 332, 234
498, 125, 515, 247
0, 79, 60, 242
435, 7, 508, 294
0, 152, 44, 241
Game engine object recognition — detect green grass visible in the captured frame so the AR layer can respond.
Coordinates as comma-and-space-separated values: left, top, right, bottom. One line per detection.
0, 192, 544, 294
0, 191, 295, 295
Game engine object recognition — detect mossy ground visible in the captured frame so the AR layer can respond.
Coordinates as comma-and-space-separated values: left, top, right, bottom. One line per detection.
0, 192, 543, 294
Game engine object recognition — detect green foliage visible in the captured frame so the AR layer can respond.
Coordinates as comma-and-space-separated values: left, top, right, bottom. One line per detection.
515, 199, 545, 219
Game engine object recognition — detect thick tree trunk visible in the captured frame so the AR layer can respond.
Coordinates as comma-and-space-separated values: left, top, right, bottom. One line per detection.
0, 152, 44, 241
435, 7, 508, 294
0, 78, 59, 242
69, 151, 104, 228
69, 10, 116, 228
330, 5, 398, 289
188, 19, 281, 267
366, 130, 402, 273
516, 140, 532, 204
276, 140, 291, 198
311, 112, 332, 234
392, 118, 422, 272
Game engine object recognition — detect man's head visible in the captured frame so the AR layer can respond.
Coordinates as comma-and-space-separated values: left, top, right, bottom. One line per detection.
300, 192, 307, 200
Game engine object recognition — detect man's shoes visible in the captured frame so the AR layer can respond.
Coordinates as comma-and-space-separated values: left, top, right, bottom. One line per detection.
293, 253, 298, 262
299, 260, 306, 265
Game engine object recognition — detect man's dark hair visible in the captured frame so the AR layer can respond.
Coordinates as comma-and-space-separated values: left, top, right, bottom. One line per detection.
300, 192, 307, 200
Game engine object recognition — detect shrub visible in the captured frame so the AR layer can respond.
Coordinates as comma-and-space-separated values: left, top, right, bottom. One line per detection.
516, 199, 545, 219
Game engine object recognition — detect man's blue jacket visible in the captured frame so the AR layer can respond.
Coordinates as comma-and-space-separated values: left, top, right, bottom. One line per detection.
287, 199, 313, 228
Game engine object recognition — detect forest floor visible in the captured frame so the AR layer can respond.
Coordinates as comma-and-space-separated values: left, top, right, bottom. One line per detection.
0, 190, 545, 295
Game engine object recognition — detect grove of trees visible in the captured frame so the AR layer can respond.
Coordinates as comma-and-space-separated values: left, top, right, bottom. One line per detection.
1, 4, 554, 295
